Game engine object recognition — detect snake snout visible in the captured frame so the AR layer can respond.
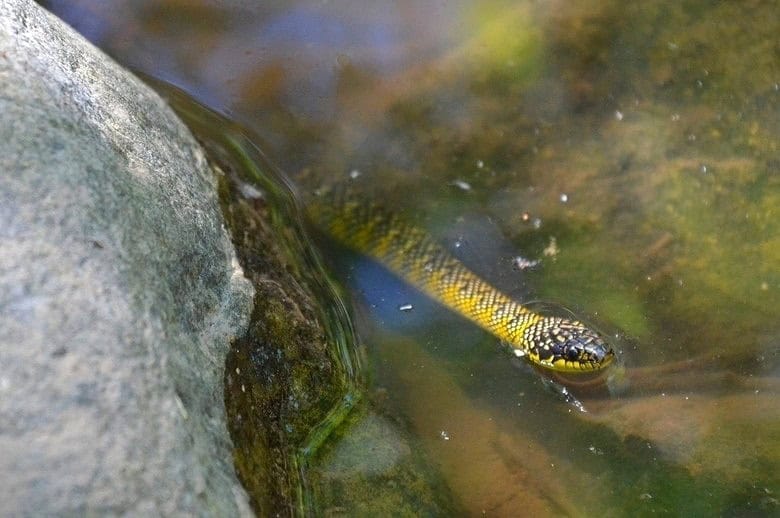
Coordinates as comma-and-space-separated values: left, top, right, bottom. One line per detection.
563, 329, 614, 368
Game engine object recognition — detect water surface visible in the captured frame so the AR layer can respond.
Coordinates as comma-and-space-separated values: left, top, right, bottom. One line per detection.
45, 1, 780, 514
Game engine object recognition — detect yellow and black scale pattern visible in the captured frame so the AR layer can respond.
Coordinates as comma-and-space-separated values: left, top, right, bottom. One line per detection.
310, 188, 614, 373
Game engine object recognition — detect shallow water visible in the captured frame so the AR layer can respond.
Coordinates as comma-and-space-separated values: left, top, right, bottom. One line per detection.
45, 0, 780, 514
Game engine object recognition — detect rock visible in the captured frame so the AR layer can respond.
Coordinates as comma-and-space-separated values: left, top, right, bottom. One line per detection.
0, 0, 254, 515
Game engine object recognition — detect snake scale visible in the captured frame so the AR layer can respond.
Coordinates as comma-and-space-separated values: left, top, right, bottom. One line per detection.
309, 186, 615, 373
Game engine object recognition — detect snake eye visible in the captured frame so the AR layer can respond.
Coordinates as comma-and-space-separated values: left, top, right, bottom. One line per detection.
565, 346, 580, 361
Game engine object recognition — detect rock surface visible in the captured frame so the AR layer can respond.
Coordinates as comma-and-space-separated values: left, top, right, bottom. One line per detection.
0, 0, 254, 515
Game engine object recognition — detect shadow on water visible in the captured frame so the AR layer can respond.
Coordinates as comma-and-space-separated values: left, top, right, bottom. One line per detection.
44, 0, 780, 515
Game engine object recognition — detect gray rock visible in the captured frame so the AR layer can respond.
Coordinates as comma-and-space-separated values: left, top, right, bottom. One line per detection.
0, 0, 254, 515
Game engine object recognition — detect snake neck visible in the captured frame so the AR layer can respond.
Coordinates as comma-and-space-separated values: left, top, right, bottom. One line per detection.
308, 186, 615, 372
309, 192, 541, 354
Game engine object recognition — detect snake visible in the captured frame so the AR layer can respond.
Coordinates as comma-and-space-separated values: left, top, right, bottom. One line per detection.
308, 186, 615, 373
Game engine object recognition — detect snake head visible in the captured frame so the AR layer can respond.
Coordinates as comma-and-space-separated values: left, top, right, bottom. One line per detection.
523, 317, 614, 372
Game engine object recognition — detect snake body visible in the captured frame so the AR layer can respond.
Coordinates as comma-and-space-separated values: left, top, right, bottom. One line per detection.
310, 188, 614, 373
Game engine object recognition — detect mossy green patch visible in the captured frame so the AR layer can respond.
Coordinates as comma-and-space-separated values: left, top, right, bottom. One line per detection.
161, 95, 361, 513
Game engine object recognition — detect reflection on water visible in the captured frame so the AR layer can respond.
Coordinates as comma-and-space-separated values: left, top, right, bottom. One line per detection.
45, 0, 780, 514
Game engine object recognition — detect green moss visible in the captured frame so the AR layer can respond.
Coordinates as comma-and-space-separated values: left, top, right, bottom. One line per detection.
154, 97, 358, 513
217, 174, 349, 512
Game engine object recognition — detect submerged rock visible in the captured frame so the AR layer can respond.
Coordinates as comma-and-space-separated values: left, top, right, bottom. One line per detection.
0, 1, 254, 515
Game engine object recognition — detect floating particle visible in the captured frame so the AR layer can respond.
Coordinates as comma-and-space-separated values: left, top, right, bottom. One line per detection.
588, 445, 604, 455
451, 179, 472, 191
440, 430, 450, 441
349, 169, 361, 179
560, 193, 569, 203
398, 303, 414, 312
615, 110, 624, 121
239, 182, 264, 200
543, 236, 558, 257
513, 256, 541, 270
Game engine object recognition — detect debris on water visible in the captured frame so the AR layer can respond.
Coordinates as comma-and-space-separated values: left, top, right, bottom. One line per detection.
349, 169, 361, 179
700, 164, 708, 173
238, 182, 264, 200
614, 110, 624, 121
476, 160, 484, 169
398, 303, 414, 312
558, 386, 587, 413
559, 193, 569, 203
532, 217, 542, 229
639, 493, 653, 501
439, 430, 450, 441
588, 445, 604, 456
451, 179, 472, 191
513, 256, 540, 270
543, 236, 558, 257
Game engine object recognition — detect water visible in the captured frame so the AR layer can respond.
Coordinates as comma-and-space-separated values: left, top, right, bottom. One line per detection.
44, 1, 780, 515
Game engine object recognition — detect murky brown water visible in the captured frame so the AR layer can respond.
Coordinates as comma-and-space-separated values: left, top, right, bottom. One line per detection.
45, 1, 780, 515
